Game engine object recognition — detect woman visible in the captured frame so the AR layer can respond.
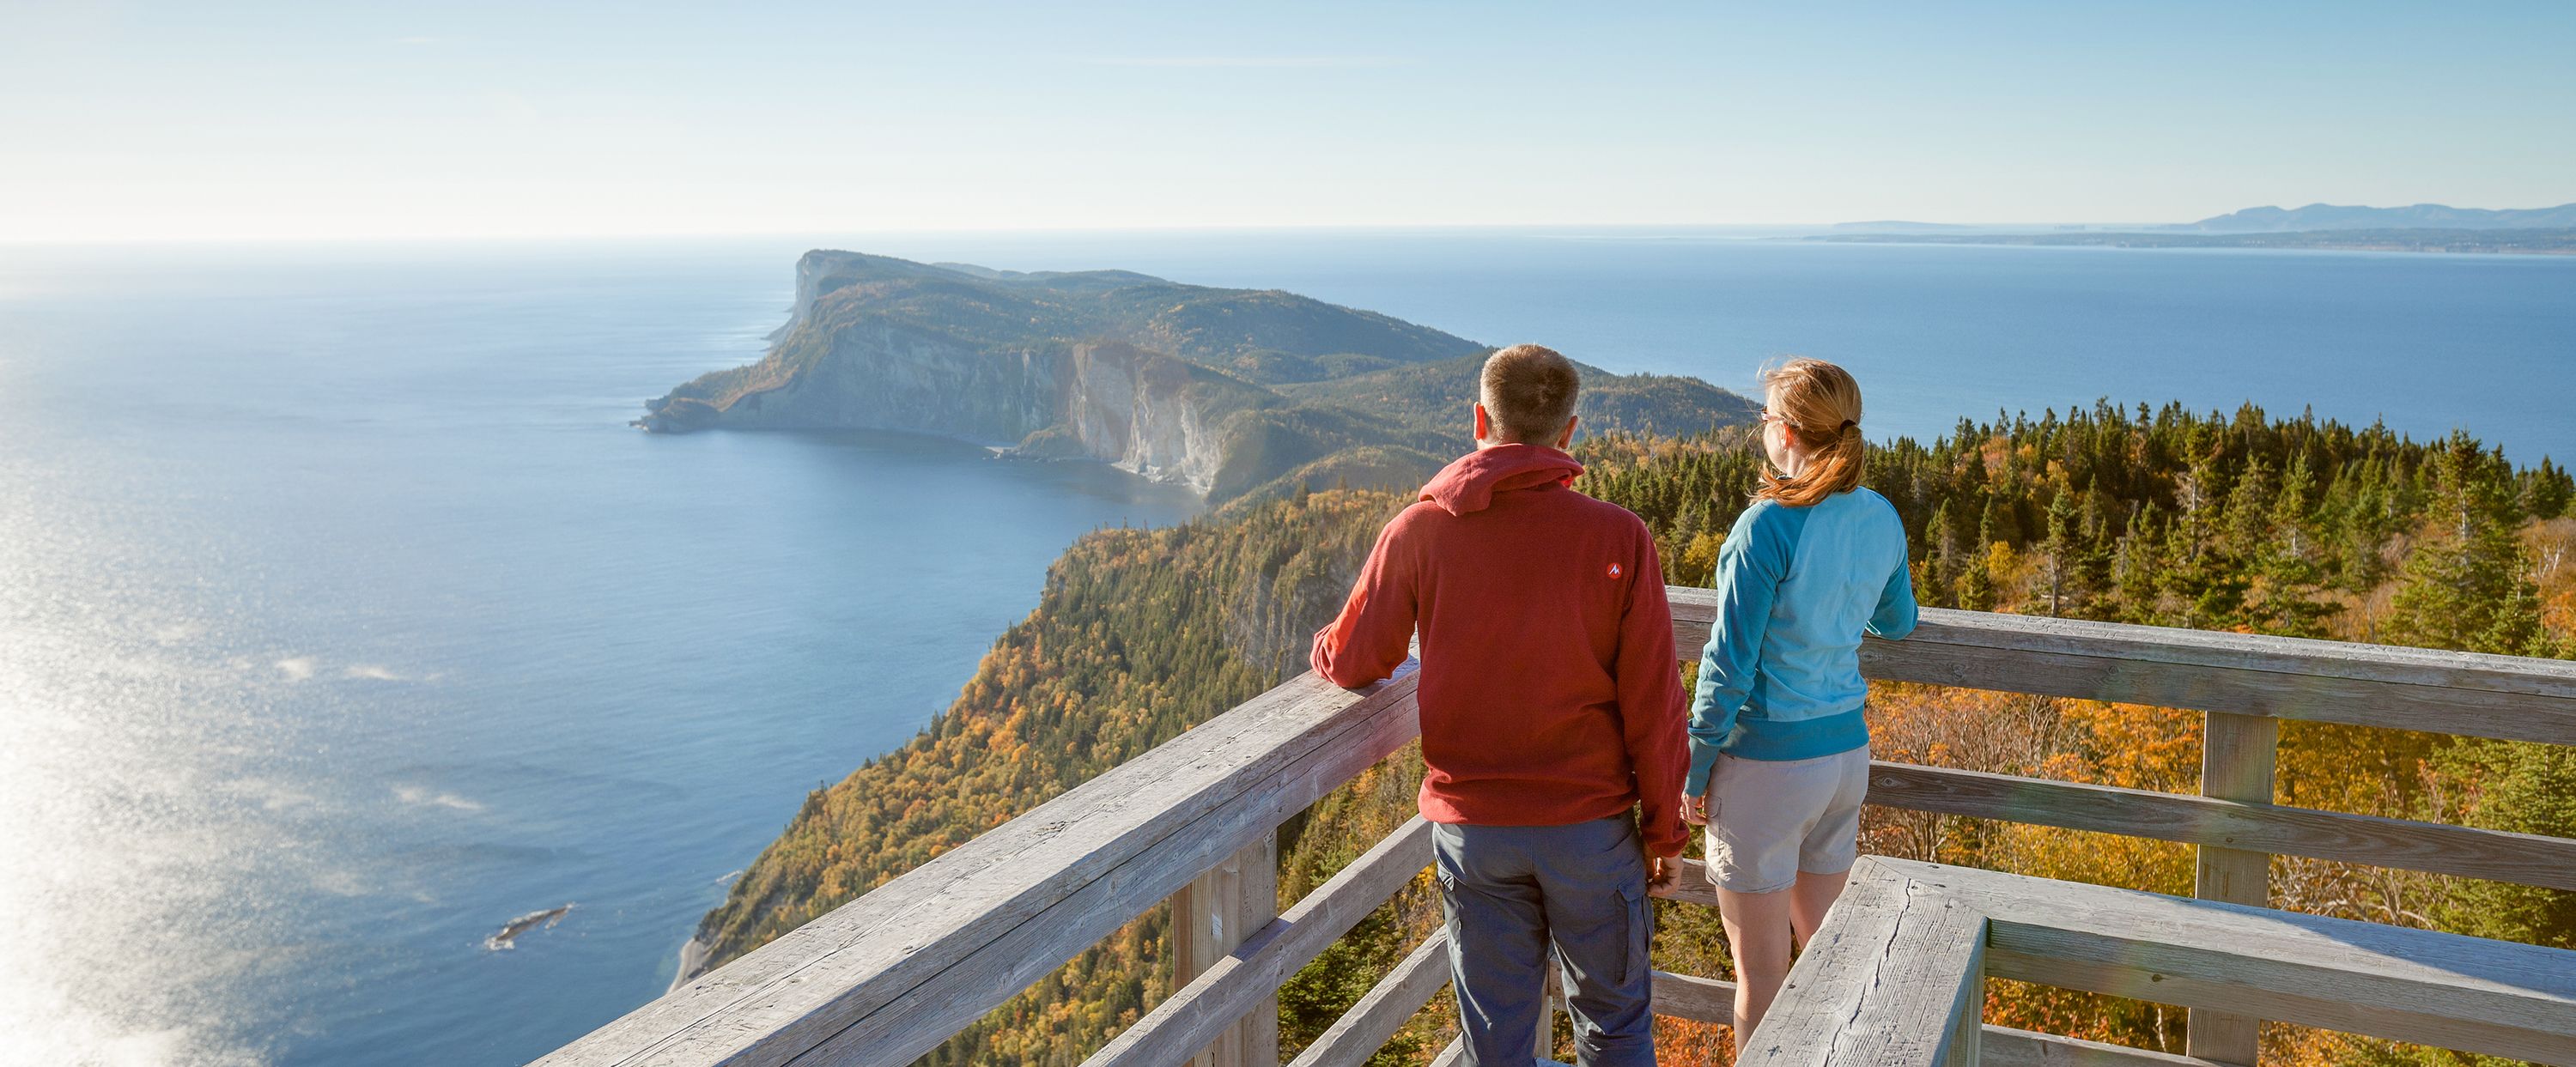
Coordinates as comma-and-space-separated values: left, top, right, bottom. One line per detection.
1681, 357, 1917, 1047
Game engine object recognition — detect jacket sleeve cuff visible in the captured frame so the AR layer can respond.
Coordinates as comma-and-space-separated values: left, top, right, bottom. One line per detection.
1644, 819, 1689, 858
1683, 739, 1720, 798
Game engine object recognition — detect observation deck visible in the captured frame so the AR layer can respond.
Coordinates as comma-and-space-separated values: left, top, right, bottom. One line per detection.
534, 596, 2576, 1067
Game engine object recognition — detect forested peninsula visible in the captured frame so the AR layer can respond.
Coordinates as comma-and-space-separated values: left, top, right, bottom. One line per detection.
638, 252, 1753, 502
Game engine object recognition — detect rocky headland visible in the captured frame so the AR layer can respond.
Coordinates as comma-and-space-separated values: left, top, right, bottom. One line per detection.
640, 252, 1758, 502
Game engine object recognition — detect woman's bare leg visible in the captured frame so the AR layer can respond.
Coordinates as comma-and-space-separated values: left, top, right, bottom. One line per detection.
1714, 885, 1793, 1054
1788, 868, 1849, 948
1720, 870, 1852, 1053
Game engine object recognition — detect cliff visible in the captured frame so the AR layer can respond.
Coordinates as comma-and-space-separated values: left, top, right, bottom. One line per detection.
640, 252, 1755, 501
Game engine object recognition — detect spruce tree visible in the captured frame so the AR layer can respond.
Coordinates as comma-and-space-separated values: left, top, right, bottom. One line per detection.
1957, 555, 1996, 613
2225, 458, 2278, 563
2248, 457, 2336, 638
2385, 433, 2543, 654
2518, 455, 2573, 519
1923, 499, 1959, 608
2436, 740, 2576, 952
2041, 471, 2082, 617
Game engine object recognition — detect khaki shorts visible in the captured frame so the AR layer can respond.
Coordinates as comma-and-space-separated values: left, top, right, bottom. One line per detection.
1701, 745, 1871, 894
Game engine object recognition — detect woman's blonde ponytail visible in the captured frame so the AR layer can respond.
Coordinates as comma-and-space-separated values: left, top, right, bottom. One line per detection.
1755, 359, 1868, 507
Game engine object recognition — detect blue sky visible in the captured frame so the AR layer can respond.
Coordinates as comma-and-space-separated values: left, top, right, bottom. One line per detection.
3, 1, 2571, 240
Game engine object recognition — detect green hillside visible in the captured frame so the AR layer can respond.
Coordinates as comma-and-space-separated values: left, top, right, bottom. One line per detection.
1276, 353, 1760, 451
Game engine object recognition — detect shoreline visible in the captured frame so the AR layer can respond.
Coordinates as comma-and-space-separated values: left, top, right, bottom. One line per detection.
668, 934, 712, 994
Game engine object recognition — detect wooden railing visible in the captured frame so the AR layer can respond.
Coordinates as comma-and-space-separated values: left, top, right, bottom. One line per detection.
534, 598, 2576, 1067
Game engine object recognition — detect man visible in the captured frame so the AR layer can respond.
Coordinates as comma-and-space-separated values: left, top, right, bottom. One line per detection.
1311, 344, 1688, 1067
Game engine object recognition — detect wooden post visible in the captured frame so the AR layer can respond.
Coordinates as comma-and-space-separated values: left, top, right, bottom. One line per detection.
1173, 831, 1281, 1067
1947, 952, 1984, 1067
1534, 961, 1564, 1062
2190, 711, 2277, 1065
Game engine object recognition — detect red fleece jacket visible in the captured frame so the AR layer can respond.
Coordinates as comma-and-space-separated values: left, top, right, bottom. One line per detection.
1310, 444, 1690, 857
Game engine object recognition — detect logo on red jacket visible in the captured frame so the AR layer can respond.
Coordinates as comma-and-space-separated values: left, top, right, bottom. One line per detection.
1606, 561, 1622, 579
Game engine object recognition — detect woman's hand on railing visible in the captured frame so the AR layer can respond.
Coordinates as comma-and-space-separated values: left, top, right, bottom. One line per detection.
1681, 792, 1709, 827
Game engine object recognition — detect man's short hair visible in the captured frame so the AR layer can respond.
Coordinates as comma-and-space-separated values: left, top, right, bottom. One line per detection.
1479, 344, 1581, 443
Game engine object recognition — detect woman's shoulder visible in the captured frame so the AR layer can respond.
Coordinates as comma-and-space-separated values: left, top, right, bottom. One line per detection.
1726, 497, 1808, 559
1835, 487, 1909, 546
1729, 495, 1793, 533
1845, 485, 1899, 514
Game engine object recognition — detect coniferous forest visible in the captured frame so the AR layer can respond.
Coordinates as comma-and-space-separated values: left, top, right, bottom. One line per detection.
692, 401, 2575, 1067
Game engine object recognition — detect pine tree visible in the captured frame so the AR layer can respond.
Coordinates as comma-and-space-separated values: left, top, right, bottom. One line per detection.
2247, 457, 2336, 638
2519, 455, 2574, 519
2224, 458, 2278, 563
2385, 433, 2546, 654
2075, 488, 2115, 620
2040, 471, 2082, 617
1921, 499, 1958, 608
2164, 452, 2246, 630
2436, 740, 2576, 952
2336, 461, 2397, 594
1957, 549, 1997, 612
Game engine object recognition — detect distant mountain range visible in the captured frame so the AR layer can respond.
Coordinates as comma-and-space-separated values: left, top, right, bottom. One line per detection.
2175, 203, 2576, 233
1814, 203, 2576, 254
1811, 227, 2576, 254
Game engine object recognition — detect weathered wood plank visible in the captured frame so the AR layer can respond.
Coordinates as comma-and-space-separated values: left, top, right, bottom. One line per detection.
1652, 969, 2223, 1067
1863, 762, 2576, 891
2188, 712, 2273, 1065
1653, 858, 1722, 909
1284, 927, 1449, 1067
535, 670, 1424, 1067
1646, 969, 1733, 1023
1668, 591, 2576, 745
1426, 1037, 1465, 1067
1170, 833, 1282, 1067
1883, 858, 2576, 1065
1094, 820, 1432, 1067
1980, 1028, 2227, 1067
1735, 858, 1989, 1067
1674, 592, 2576, 693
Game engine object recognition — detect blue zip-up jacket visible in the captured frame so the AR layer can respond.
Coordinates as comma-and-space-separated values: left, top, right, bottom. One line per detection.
1684, 487, 1917, 796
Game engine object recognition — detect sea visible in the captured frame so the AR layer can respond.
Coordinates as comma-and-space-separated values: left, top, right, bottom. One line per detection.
1, 231, 2569, 1067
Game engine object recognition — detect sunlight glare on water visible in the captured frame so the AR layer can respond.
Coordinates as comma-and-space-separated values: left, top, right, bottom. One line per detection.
0, 486, 278, 1066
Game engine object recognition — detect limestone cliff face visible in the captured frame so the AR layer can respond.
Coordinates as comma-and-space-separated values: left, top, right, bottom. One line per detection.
658, 321, 1053, 443
1053, 343, 1235, 492
641, 313, 1252, 495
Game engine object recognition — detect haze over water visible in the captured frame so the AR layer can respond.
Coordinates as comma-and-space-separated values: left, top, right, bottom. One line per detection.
1, 232, 2569, 1066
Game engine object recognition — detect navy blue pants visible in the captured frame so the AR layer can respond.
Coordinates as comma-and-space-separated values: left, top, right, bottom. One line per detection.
1431, 815, 1654, 1067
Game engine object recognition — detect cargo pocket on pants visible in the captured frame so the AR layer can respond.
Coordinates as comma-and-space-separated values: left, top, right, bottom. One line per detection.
1616, 883, 1649, 986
